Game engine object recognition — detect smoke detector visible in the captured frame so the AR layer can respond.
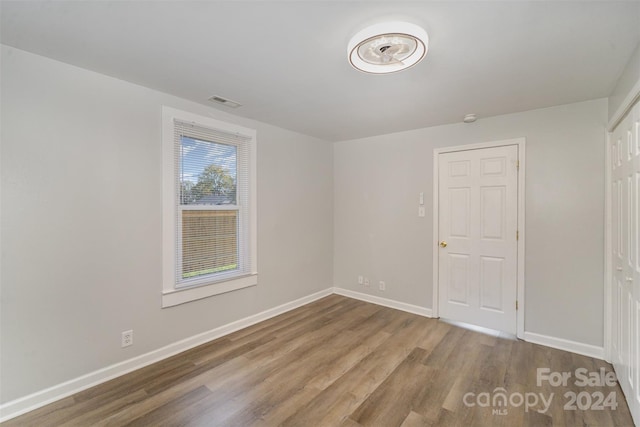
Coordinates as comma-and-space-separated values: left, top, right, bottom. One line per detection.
463, 114, 477, 123
347, 22, 429, 74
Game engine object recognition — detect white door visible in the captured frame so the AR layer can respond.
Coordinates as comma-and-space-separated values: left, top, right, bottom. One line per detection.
437, 145, 519, 334
610, 100, 640, 425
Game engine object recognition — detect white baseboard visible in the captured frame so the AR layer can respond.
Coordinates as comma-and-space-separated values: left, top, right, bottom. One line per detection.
0, 288, 334, 423
333, 287, 606, 361
524, 331, 605, 360
1, 287, 608, 422
332, 287, 433, 318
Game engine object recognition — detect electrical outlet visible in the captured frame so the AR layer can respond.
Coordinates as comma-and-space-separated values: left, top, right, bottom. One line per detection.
364, 278, 370, 287
379, 281, 386, 291
121, 330, 133, 348
358, 275, 364, 285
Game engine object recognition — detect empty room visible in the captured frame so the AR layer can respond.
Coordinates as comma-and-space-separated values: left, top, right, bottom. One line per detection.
1, 1, 639, 426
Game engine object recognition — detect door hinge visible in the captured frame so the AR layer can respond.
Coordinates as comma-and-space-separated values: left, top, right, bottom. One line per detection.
516, 230, 519, 240
516, 160, 520, 170
516, 300, 519, 310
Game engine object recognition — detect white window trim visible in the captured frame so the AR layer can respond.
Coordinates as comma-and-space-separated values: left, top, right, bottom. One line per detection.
162, 106, 257, 308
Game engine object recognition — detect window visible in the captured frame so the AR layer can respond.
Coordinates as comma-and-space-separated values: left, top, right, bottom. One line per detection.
162, 107, 257, 307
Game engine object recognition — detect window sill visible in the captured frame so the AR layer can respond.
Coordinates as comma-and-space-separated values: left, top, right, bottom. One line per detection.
162, 273, 258, 308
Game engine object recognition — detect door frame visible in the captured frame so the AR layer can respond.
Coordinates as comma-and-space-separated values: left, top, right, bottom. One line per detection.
604, 130, 612, 363
432, 138, 526, 339
604, 82, 640, 364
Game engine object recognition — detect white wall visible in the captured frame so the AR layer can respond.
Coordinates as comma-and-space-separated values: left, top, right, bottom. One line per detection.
609, 41, 640, 123
334, 99, 608, 347
0, 46, 333, 403
0, 41, 614, 407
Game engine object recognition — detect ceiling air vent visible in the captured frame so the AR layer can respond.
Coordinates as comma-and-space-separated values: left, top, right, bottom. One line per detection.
208, 95, 242, 108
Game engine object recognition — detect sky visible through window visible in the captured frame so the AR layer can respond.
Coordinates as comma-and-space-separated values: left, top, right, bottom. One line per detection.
180, 136, 237, 205
180, 136, 237, 183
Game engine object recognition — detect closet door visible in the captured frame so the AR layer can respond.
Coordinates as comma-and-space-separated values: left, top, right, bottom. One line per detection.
610, 100, 639, 425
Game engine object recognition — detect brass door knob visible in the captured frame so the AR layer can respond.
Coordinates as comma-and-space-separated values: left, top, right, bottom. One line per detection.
440, 241, 447, 248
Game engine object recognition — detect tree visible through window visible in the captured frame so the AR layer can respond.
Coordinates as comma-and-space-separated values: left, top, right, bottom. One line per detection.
179, 136, 239, 280
162, 106, 256, 307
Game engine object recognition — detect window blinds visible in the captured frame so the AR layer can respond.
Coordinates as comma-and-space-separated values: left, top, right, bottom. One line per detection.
173, 120, 252, 287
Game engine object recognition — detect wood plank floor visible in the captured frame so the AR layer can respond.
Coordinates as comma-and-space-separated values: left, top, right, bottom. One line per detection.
3, 295, 634, 426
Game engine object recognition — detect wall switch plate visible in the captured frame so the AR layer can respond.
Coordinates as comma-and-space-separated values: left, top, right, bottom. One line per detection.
379, 281, 386, 291
121, 330, 133, 348
418, 206, 426, 217
419, 192, 424, 205
358, 275, 364, 285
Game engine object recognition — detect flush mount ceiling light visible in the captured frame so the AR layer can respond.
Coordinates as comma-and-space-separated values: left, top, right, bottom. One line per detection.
347, 21, 428, 74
